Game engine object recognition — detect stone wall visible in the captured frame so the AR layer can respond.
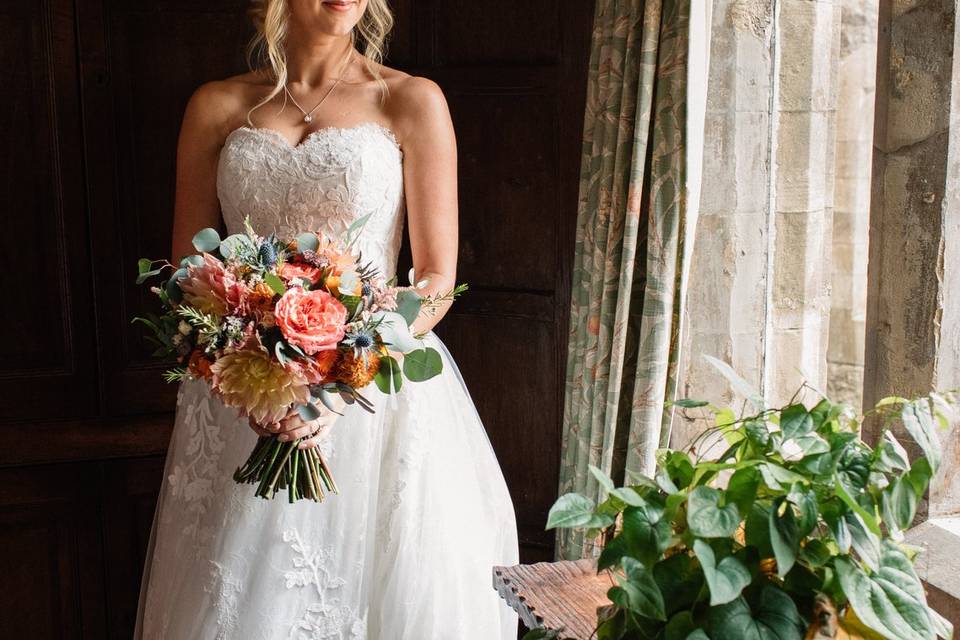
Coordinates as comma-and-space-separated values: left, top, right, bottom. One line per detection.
827, 0, 878, 410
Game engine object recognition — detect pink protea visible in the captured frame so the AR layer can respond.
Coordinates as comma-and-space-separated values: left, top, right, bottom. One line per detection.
179, 253, 245, 315
210, 342, 309, 425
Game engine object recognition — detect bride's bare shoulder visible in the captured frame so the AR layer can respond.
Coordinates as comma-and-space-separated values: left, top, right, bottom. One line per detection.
380, 69, 450, 138
182, 71, 271, 141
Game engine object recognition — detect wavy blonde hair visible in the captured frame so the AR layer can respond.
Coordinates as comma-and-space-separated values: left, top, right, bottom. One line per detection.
246, 0, 394, 123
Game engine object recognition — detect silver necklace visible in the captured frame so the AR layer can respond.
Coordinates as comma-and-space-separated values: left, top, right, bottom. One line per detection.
284, 51, 352, 124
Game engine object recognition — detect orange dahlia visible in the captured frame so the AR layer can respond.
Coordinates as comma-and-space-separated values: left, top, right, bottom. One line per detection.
300, 349, 341, 385
210, 345, 309, 424
187, 349, 214, 381
335, 350, 381, 388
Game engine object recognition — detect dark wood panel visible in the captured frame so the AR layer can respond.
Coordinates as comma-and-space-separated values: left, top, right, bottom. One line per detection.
434, 313, 558, 553
0, 463, 106, 639
80, 0, 252, 416
0, 0, 98, 421
102, 456, 166, 639
449, 90, 561, 291
432, 0, 561, 66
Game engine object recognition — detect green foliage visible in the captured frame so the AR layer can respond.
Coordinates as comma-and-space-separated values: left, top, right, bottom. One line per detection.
532, 391, 957, 640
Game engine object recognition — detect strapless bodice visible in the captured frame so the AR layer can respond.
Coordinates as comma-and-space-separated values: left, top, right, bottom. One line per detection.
216, 123, 405, 278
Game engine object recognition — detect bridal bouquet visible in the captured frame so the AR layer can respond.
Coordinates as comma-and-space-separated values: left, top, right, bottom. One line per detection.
134, 219, 465, 503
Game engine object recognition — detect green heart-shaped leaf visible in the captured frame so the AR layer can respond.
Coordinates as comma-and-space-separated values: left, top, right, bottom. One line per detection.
693, 539, 751, 606
706, 584, 805, 640
780, 404, 814, 440
836, 542, 937, 640
687, 486, 740, 538
608, 557, 666, 621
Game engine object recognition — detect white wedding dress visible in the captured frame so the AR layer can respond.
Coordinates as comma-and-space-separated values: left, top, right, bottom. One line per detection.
134, 123, 520, 639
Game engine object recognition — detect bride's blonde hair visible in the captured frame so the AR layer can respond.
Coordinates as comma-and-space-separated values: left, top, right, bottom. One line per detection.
246, 0, 393, 123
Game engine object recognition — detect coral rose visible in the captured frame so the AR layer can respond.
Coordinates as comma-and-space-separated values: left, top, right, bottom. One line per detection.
275, 287, 347, 355
210, 344, 309, 424
279, 261, 324, 285
180, 253, 244, 316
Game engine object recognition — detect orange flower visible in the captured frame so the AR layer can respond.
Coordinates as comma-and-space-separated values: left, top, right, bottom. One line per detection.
299, 349, 341, 385
324, 274, 363, 297
240, 282, 276, 318
317, 237, 356, 275
279, 261, 324, 285
274, 287, 347, 355
187, 349, 214, 381
335, 351, 380, 388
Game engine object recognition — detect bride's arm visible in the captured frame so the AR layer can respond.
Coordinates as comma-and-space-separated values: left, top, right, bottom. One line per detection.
390, 76, 459, 335
170, 82, 233, 263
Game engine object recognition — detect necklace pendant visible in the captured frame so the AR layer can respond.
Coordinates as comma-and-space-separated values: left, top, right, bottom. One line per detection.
303, 115, 313, 124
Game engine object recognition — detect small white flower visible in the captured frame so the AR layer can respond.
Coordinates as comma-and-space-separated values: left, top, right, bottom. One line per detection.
172, 334, 183, 346
178, 320, 192, 335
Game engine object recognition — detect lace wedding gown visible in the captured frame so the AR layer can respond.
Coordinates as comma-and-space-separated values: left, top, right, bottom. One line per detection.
134, 123, 520, 639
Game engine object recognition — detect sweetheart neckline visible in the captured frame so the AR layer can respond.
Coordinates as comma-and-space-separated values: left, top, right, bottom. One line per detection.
225, 122, 402, 153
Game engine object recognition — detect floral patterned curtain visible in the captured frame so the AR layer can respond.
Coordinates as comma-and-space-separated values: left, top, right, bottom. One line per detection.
557, 0, 691, 560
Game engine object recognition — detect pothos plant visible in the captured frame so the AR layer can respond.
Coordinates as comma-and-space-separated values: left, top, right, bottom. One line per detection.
534, 383, 956, 640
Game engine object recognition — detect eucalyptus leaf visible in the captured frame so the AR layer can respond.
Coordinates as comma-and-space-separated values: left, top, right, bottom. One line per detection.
373, 310, 423, 353
192, 227, 221, 252
220, 233, 254, 258
402, 347, 443, 382
181, 254, 204, 268
295, 232, 319, 253
687, 486, 740, 538
373, 355, 402, 394
395, 289, 423, 326
693, 539, 751, 606
296, 402, 322, 422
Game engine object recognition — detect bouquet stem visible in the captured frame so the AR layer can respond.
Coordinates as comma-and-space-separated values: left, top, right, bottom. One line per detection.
234, 436, 338, 502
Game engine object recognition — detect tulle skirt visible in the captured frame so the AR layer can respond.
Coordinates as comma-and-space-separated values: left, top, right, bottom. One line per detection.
134, 331, 519, 639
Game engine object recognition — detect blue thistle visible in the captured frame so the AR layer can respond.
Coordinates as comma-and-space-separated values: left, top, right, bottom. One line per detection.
258, 241, 277, 268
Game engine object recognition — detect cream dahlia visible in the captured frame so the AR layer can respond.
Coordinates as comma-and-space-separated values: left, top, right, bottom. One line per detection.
210, 345, 309, 424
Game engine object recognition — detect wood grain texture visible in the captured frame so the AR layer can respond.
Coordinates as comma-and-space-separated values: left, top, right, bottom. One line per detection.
493, 559, 610, 638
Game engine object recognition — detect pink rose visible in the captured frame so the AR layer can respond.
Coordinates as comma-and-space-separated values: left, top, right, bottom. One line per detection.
274, 287, 347, 355
279, 261, 324, 285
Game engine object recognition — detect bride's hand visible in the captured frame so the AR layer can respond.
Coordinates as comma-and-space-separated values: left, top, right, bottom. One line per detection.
275, 397, 348, 449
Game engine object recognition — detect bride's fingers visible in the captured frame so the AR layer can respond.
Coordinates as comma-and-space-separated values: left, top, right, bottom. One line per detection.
277, 422, 318, 442
276, 414, 306, 433
248, 417, 273, 436
297, 424, 331, 450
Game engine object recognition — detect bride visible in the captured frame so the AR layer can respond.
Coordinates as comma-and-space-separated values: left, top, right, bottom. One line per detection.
134, 1, 520, 638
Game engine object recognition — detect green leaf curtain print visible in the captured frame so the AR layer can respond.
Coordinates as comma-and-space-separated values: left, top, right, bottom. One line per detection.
557, 0, 693, 560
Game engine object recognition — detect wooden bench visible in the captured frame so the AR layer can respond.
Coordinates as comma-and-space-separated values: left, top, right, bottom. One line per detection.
493, 559, 612, 639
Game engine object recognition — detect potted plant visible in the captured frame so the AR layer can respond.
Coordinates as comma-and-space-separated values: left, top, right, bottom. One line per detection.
534, 384, 956, 640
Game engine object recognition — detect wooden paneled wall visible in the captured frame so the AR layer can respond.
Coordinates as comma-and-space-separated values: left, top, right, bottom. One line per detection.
0, 1, 592, 636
